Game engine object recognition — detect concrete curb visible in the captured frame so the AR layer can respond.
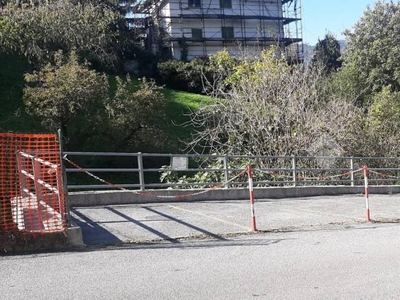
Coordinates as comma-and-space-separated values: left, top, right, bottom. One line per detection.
66, 225, 85, 247
68, 186, 400, 207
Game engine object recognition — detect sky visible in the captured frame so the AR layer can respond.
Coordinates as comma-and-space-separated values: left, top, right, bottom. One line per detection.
302, 0, 378, 45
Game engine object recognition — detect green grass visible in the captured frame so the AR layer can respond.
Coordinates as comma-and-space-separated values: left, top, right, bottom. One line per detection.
163, 88, 213, 148
0, 53, 44, 133
0, 53, 213, 152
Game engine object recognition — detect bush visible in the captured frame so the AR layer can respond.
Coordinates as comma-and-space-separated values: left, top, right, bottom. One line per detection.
157, 58, 214, 94
157, 60, 189, 91
23, 51, 168, 152
23, 51, 109, 145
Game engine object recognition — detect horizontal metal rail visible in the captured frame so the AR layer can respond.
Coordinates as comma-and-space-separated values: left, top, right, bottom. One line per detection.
66, 168, 140, 173
63, 152, 400, 191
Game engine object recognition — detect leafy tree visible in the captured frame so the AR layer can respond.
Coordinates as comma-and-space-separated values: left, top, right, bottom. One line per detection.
104, 76, 168, 152
23, 51, 108, 144
23, 51, 168, 151
328, 59, 369, 106
342, 1, 400, 96
0, 0, 125, 68
311, 33, 342, 73
364, 86, 400, 156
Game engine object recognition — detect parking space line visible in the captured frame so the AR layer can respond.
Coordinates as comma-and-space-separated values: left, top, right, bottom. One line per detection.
277, 205, 364, 220
168, 205, 251, 231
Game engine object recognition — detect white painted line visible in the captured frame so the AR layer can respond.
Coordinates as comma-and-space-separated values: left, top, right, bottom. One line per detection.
168, 205, 250, 231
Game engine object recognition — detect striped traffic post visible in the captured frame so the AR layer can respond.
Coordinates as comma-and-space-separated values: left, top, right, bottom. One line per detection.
247, 165, 257, 231
363, 165, 371, 221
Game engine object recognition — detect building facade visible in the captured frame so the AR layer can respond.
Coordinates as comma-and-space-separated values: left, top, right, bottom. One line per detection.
128, 0, 302, 61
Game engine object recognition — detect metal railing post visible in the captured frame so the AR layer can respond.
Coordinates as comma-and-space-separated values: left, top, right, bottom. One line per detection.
137, 152, 145, 191
224, 155, 229, 189
292, 155, 297, 187
350, 156, 355, 187
58, 129, 71, 227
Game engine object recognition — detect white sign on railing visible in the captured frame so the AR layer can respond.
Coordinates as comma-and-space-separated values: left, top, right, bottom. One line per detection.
171, 156, 188, 170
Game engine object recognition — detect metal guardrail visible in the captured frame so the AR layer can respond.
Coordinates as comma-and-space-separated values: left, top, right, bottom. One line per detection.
63, 152, 400, 191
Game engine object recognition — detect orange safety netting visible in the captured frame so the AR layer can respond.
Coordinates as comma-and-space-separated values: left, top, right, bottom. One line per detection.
0, 133, 66, 235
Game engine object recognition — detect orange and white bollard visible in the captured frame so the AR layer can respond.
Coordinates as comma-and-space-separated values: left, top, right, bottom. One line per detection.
363, 165, 371, 222
247, 165, 257, 231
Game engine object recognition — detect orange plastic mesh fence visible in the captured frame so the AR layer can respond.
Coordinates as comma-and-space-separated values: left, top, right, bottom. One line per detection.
0, 133, 66, 235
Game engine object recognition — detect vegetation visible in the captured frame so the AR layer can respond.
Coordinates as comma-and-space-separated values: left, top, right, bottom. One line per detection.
0, 1, 210, 153
342, 0, 400, 97
23, 50, 169, 152
0, 53, 42, 132
0, 51, 211, 152
23, 51, 109, 142
0, 0, 126, 69
311, 33, 342, 73
157, 50, 239, 95
162, 88, 212, 143
186, 49, 363, 158
157, 58, 209, 94
2, 0, 400, 161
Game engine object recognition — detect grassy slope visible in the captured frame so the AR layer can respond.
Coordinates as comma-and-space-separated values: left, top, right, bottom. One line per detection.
163, 88, 212, 149
0, 53, 44, 133
0, 54, 212, 152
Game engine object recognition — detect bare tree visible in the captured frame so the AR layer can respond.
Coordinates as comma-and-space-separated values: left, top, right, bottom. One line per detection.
186, 50, 364, 160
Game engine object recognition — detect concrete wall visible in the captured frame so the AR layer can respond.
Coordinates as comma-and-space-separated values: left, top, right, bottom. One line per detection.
68, 186, 400, 207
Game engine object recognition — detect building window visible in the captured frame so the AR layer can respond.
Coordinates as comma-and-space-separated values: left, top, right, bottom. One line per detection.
188, 0, 201, 8
192, 28, 203, 39
221, 27, 234, 39
220, 0, 232, 9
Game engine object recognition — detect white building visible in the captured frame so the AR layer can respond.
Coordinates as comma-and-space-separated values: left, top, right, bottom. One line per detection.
131, 0, 302, 61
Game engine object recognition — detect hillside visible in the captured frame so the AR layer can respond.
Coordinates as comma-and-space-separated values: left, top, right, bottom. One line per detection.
0, 53, 211, 152
0, 53, 44, 133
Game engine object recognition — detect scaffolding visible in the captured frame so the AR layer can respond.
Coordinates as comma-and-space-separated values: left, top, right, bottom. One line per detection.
128, 0, 303, 61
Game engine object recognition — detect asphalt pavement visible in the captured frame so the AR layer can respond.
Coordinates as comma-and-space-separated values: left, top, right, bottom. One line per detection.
70, 193, 400, 246
2, 222, 400, 300
3, 194, 400, 299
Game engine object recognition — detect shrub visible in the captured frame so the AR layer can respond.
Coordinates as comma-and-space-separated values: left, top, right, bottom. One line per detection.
157, 58, 214, 94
